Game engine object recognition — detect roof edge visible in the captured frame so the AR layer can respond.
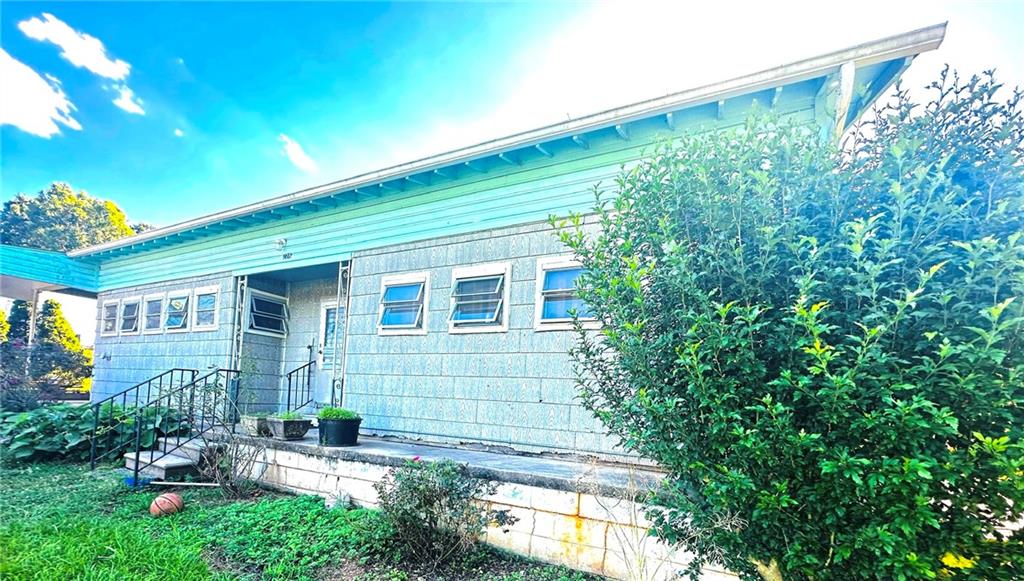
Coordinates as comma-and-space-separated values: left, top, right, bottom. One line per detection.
69, 22, 946, 258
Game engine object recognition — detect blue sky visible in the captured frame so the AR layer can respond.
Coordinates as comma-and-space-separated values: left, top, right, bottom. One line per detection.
2, 1, 1023, 343
2, 1, 1023, 229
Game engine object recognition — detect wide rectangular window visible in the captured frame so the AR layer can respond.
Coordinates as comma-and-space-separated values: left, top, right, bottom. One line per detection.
449, 263, 510, 333
248, 290, 288, 336
378, 273, 428, 335
535, 256, 597, 331
143, 295, 163, 333
101, 300, 119, 336
119, 298, 141, 334
165, 293, 191, 331
193, 286, 219, 331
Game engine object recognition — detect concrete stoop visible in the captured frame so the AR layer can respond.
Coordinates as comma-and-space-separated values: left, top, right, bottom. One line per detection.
123, 437, 216, 480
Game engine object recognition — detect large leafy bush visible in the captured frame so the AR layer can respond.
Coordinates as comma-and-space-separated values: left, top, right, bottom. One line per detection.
0, 404, 187, 463
558, 70, 1023, 579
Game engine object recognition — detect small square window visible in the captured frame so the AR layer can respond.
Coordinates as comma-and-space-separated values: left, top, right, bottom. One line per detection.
101, 300, 119, 336
120, 298, 141, 334
165, 293, 191, 331
449, 263, 510, 333
248, 290, 287, 336
193, 286, 219, 331
378, 274, 428, 335
143, 296, 163, 333
535, 257, 597, 331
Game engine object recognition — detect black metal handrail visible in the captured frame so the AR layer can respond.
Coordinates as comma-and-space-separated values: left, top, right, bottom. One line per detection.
89, 368, 198, 469
285, 360, 315, 412
129, 368, 241, 486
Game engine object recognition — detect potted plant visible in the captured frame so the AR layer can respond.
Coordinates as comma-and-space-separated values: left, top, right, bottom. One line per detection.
240, 412, 270, 437
267, 411, 312, 441
317, 407, 362, 447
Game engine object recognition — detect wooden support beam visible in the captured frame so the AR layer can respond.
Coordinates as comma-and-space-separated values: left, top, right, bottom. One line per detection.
404, 175, 429, 187
571, 135, 589, 150
771, 86, 783, 109
665, 112, 676, 130
534, 143, 553, 158
498, 152, 519, 166
463, 160, 487, 173
716, 100, 726, 120
433, 168, 454, 180
614, 124, 630, 140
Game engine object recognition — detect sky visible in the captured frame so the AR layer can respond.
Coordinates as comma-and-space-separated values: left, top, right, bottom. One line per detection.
1, 0, 1022, 344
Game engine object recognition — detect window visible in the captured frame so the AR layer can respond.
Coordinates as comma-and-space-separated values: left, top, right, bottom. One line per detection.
101, 300, 119, 336
449, 263, 510, 333
320, 303, 344, 369
535, 256, 596, 331
165, 292, 191, 331
248, 290, 288, 336
378, 273, 428, 335
193, 286, 219, 330
119, 298, 141, 334
143, 295, 164, 334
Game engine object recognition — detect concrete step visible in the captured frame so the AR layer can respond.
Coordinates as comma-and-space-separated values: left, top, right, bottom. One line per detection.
153, 437, 219, 463
124, 450, 198, 480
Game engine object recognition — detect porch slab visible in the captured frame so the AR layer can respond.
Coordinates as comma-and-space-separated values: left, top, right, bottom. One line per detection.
232, 429, 665, 498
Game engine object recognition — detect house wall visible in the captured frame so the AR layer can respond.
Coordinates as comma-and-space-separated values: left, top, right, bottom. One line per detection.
91, 273, 235, 402
343, 216, 625, 460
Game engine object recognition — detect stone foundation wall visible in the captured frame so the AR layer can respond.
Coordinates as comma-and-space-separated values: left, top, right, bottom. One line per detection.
249, 445, 735, 581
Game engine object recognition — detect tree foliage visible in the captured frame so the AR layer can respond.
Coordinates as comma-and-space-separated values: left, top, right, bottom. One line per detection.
558, 70, 1024, 579
0, 310, 8, 343
6, 300, 31, 342
34, 300, 81, 352
0, 182, 147, 252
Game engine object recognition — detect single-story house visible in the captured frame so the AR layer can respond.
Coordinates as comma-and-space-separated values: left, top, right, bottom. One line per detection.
0, 24, 946, 464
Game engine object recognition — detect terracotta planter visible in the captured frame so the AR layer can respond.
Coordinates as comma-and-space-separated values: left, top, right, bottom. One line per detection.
267, 418, 312, 440
240, 415, 270, 437
318, 418, 361, 447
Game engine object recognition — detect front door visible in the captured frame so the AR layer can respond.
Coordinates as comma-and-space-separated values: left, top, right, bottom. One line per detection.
315, 301, 345, 407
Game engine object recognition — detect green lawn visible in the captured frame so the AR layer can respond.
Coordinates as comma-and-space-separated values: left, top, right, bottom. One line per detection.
0, 464, 592, 581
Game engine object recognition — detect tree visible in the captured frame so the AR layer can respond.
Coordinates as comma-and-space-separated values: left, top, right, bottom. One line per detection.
0, 309, 9, 342
0, 182, 146, 251
558, 70, 1023, 580
6, 300, 31, 342
34, 299, 81, 352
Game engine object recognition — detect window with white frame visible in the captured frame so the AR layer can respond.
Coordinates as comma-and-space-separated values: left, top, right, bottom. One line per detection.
193, 286, 219, 330
378, 273, 428, 335
119, 298, 141, 334
248, 290, 288, 336
449, 263, 510, 333
165, 292, 191, 331
143, 295, 164, 333
534, 256, 596, 330
320, 303, 344, 368
101, 300, 119, 336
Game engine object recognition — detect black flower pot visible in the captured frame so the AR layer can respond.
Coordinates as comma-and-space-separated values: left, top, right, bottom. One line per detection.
319, 418, 361, 447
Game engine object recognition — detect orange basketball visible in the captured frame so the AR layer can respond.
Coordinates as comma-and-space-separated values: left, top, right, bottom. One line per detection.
149, 492, 184, 517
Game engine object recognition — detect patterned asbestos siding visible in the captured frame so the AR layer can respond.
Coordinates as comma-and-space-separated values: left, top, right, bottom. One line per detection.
343, 216, 627, 460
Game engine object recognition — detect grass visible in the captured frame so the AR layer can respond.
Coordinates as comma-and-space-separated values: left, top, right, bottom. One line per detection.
0, 463, 595, 580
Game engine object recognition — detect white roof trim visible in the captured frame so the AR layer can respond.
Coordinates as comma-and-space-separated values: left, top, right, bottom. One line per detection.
69, 22, 946, 258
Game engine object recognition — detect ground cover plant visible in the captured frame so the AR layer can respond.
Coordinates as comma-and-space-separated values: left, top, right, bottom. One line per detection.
558, 70, 1024, 579
0, 463, 593, 580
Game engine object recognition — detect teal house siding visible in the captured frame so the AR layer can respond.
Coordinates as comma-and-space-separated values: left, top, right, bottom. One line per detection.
0, 244, 99, 297
342, 217, 624, 459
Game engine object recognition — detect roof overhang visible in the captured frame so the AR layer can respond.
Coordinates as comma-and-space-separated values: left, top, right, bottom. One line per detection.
68, 22, 946, 260
0, 244, 99, 299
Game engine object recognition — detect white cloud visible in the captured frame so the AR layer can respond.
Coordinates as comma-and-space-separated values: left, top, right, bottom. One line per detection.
279, 134, 318, 173
18, 13, 130, 80
174, 128, 184, 137
111, 84, 144, 115
19, 13, 147, 116
0, 48, 81, 138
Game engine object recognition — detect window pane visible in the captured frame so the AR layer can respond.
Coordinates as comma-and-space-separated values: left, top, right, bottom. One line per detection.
252, 296, 285, 317
251, 314, 284, 331
381, 304, 420, 327
453, 276, 502, 297
145, 300, 161, 315
382, 283, 423, 304
197, 293, 216, 310
104, 304, 118, 318
103, 318, 116, 332
145, 314, 161, 329
543, 268, 582, 292
122, 302, 139, 317
166, 313, 186, 328
452, 300, 501, 322
168, 296, 189, 314
196, 311, 215, 326
542, 296, 590, 320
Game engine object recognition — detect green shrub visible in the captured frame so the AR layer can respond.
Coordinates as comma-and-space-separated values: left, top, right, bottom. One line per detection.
558, 70, 1024, 579
275, 411, 303, 420
0, 403, 187, 463
373, 459, 517, 568
318, 406, 360, 420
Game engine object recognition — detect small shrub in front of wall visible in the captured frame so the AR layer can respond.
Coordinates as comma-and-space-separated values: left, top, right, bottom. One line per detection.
373, 458, 517, 568
318, 406, 360, 420
0, 403, 187, 463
